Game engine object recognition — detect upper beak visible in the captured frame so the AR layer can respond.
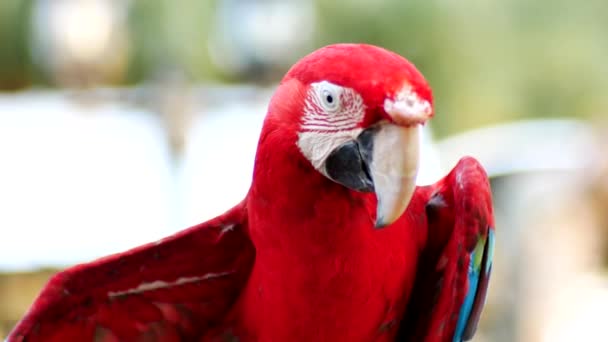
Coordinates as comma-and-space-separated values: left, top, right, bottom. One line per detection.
324, 122, 421, 228
367, 124, 420, 227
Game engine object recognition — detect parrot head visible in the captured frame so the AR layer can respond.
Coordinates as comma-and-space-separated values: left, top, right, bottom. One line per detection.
259, 44, 433, 228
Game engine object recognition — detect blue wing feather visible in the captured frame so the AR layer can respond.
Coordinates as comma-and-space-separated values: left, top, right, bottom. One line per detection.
452, 248, 482, 342
456, 228, 495, 341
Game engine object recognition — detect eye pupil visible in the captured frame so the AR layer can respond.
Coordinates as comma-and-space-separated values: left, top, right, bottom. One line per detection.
326, 94, 333, 103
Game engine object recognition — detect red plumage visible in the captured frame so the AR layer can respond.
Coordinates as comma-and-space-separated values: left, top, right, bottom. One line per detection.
8, 44, 494, 342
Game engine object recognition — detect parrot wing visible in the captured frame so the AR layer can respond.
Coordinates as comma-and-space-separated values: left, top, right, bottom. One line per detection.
399, 157, 495, 342
8, 200, 255, 342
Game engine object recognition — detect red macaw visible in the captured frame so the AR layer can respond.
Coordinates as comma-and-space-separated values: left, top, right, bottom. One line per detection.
8, 44, 495, 342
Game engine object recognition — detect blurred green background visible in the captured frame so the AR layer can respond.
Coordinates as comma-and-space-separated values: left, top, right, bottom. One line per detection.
2, 0, 607, 135
1, 0, 607, 341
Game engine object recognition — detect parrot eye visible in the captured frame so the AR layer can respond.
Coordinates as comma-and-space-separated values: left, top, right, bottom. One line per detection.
317, 81, 342, 112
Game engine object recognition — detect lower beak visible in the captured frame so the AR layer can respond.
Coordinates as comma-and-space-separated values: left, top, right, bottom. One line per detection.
324, 123, 420, 228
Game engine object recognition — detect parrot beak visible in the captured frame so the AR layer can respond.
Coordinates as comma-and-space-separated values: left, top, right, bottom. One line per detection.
366, 124, 420, 228
368, 86, 430, 227
322, 86, 430, 228
324, 123, 421, 228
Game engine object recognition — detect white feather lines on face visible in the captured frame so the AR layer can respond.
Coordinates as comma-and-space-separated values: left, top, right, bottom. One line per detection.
300, 81, 365, 132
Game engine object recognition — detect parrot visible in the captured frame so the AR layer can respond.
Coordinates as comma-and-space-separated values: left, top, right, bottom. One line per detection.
8, 43, 495, 342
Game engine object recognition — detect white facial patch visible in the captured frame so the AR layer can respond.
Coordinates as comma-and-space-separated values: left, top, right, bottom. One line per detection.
297, 81, 365, 171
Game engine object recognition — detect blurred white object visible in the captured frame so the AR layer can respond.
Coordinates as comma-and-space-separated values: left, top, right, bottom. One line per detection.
0, 92, 174, 270
541, 275, 608, 342
436, 119, 599, 177
178, 100, 267, 226
417, 125, 442, 185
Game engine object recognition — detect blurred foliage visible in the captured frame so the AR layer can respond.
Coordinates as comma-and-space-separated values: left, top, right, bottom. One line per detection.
0, 0, 606, 136
128, 0, 216, 82
0, 0, 34, 89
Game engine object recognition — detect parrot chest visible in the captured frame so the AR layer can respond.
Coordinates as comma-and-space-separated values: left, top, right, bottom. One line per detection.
235, 227, 419, 342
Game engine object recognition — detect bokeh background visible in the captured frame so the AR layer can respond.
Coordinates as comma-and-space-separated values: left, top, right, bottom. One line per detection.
1, 0, 607, 340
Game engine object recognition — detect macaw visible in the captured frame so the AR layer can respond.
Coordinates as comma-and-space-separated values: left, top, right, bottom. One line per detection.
8, 44, 495, 342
